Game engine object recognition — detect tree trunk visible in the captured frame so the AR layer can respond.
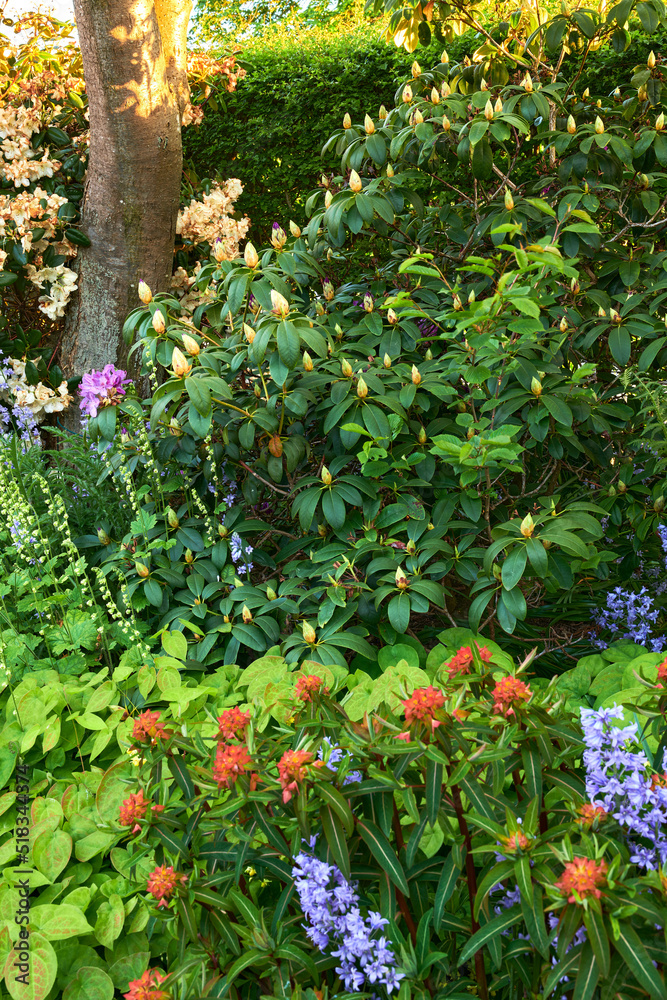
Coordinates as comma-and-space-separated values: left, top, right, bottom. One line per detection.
62, 0, 192, 387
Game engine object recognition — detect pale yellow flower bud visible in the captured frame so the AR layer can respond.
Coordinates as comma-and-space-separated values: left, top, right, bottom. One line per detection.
531, 377, 542, 397
441, 49, 449, 64
418, 426, 427, 444
172, 345, 192, 377
638, 85, 648, 101
244, 242, 259, 268
379, 105, 388, 119
363, 293, 374, 313
559, 315, 568, 332
431, 87, 440, 104
321, 466, 333, 485
290, 220, 302, 237
412, 108, 424, 125
411, 365, 422, 385
387, 308, 398, 324
383, 354, 392, 368
271, 225, 287, 249
442, 115, 451, 131
364, 114, 375, 134
323, 280, 335, 301
303, 351, 313, 372
357, 376, 369, 399
594, 116, 604, 134
324, 190, 333, 208
243, 323, 256, 343
349, 170, 362, 193
441, 81, 451, 98
494, 97, 503, 113
271, 289, 290, 319
648, 50, 656, 69
657, 112, 665, 131
242, 605, 253, 623
181, 333, 200, 356
523, 74, 533, 93
138, 280, 152, 304
152, 310, 165, 334
520, 513, 535, 537
505, 188, 514, 211
302, 621, 317, 644
343, 112, 352, 129
342, 359, 353, 377
582, 87, 590, 99
135, 562, 150, 578
386, 163, 395, 178
452, 293, 462, 310
322, 174, 330, 188
480, 78, 488, 91
402, 84, 413, 103
567, 115, 576, 134
484, 99, 494, 121
412, 61, 422, 78
395, 566, 408, 589
212, 240, 227, 262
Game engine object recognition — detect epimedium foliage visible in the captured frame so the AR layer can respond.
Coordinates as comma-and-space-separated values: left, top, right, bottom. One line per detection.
94, 638, 667, 1000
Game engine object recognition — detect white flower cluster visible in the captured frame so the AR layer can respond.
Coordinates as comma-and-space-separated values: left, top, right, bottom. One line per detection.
176, 178, 250, 255
170, 262, 217, 313
0, 90, 81, 321
25, 262, 78, 319
0, 101, 61, 188
0, 358, 72, 421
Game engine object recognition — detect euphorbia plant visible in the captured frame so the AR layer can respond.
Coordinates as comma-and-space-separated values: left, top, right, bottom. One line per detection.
115, 638, 667, 1000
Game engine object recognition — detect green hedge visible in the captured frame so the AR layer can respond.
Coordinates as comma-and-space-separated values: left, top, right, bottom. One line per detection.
183, 23, 471, 242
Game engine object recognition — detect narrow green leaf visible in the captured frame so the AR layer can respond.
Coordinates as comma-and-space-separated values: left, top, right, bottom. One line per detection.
168, 755, 195, 804
612, 920, 667, 1000
316, 781, 355, 837
357, 818, 409, 895
521, 885, 551, 959
577, 906, 608, 979
521, 746, 542, 802
228, 888, 261, 928
434, 847, 464, 931
572, 943, 600, 1000
321, 805, 351, 881
425, 758, 443, 826
457, 905, 522, 965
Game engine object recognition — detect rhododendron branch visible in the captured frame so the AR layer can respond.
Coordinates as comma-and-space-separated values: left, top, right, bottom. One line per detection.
237, 461, 291, 496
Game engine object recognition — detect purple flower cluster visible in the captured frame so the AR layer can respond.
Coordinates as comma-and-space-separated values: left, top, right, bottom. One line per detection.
317, 738, 363, 785
230, 531, 253, 573
79, 364, 131, 418
0, 355, 39, 444
594, 586, 665, 651
292, 850, 404, 994
581, 705, 667, 869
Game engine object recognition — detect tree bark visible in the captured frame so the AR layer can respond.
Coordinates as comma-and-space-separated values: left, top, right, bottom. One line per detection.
62, 0, 192, 385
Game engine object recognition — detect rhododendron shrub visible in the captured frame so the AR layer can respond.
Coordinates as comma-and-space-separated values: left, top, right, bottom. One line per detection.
107, 638, 667, 1000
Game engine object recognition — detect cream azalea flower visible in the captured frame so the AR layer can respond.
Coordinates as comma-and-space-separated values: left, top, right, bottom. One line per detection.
176, 178, 250, 252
